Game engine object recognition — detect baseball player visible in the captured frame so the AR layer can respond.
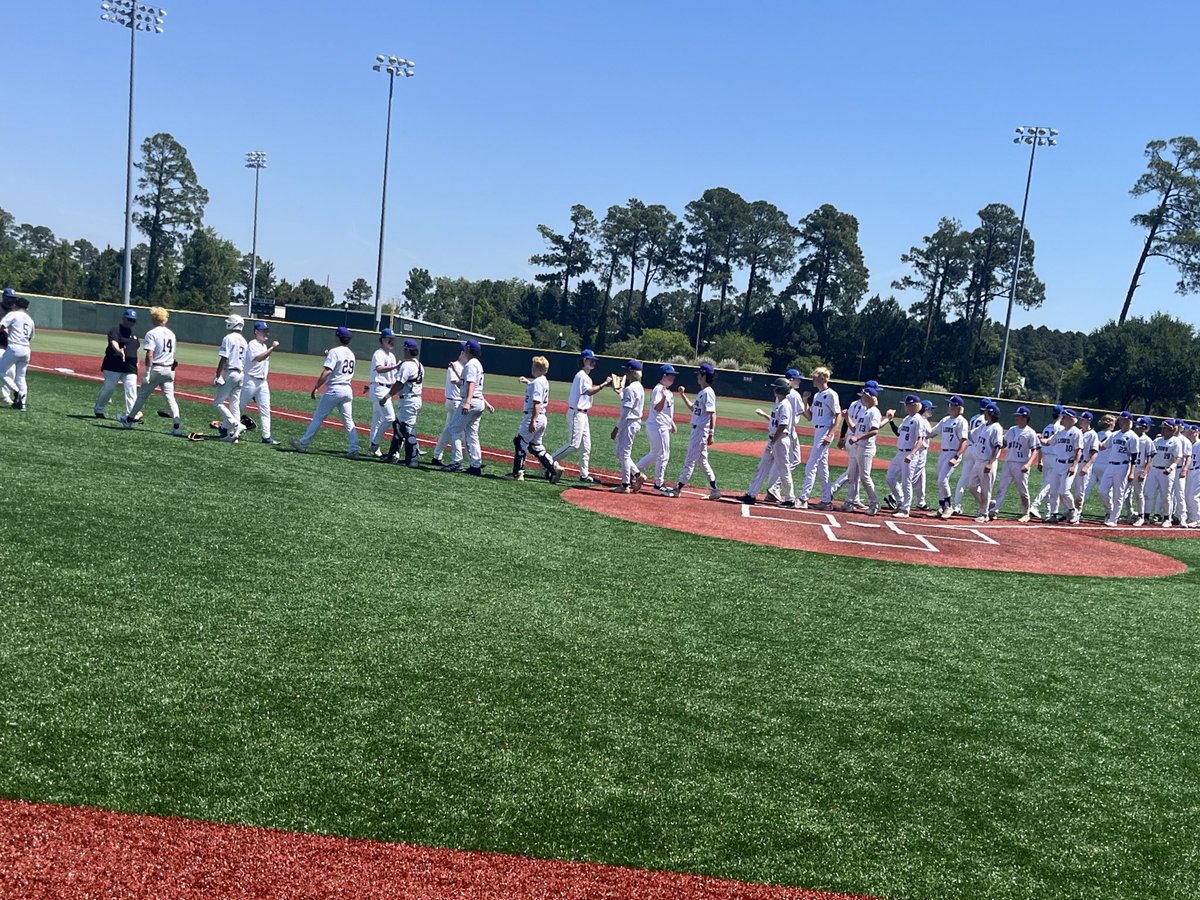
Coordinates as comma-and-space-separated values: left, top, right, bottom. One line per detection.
798, 366, 843, 509
637, 364, 678, 492
290, 326, 360, 459
550, 349, 613, 484
611, 359, 647, 493
430, 344, 466, 468
739, 378, 798, 508
952, 398, 992, 514
1171, 419, 1192, 526
242, 321, 280, 444
1140, 420, 1181, 526
990, 406, 1040, 522
382, 338, 426, 467
0, 293, 35, 410
760, 368, 807, 502
1097, 411, 1139, 527
1070, 412, 1100, 511
0, 288, 15, 406
449, 338, 487, 475
1045, 408, 1084, 524
831, 379, 879, 498
668, 361, 721, 500
1030, 405, 1065, 519
1080, 414, 1115, 513
1183, 423, 1200, 527
886, 394, 927, 518
504, 355, 562, 482
368, 328, 401, 457
842, 386, 882, 515
966, 402, 1004, 522
1126, 417, 1155, 525
121, 307, 181, 435
212, 314, 248, 442
93, 307, 141, 420
912, 399, 935, 510
930, 396, 969, 519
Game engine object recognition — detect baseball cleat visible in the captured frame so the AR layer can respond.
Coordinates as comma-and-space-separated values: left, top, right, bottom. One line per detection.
795, 500, 809, 509
386, 452, 401, 464
117, 414, 132, 429
504, 471, 525, 481
578, 475, 600, 484
778, 499, 798, 509
465, 466, 483, 476
221, 434, 239, 443
344, 450, 361, 460
131, 412, 143, 423
1132, 517, 1144, 527
884, 494, 897, 510
289, 439, 307, 453
706, 488, 722, 501
738, 493, 757, 505
892, 510, 910, 519
549, 462, 564, 485
369, 445, 382, 458
1103, 520, 1118, 527
262, 437, 280, 445
632, 472, 647, 493
1161, 520, 1173, 528
1017, 514, 1031, 523
867, 503, 879, 516
93, 411, 106, 418
430, 457, 443, 467
171, 427, 183, 437
611, 483, 631, 493
406, 460, 420, 469
765, 489, 781, 504
916, 503, 929, 511
840, 501, 854, 512
442, 462, 462, 472
973, 515, 989, 523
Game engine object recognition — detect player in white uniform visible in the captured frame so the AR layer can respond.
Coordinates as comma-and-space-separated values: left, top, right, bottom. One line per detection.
637, 364, 678, 492
842, 386, 882, 514
1031, 406, 1065, 519
953, 398, 991, 514
1046, 409, 1083, 524
121, 307, 181, 434
990, 406, 1040, 522
1182, 423, 1200, 527
505, 355, 562, 482
764, 368, 807, 502
0, 294, 35, 410
550, 349, 612, 484
430, 345, 467, 467
798, 366, 843, 509
1126, 418, 1154, 525
1141, 420, 1182, 527
1070, 412, 1099, 510
1170, 419, 1192, 526
368, 328, 401, 457
911, 400, 935, 510
1097, 411, 1139, 527
0, 289, 16, 406
831, 379, 878, 498
242, 321, 280, 444
450, 339, 488, 475
211, 315, 248, 442
886, 394, 927, 518
740, 378, 798, 507
383, 338, 426, 467
610, 359, 647, 493
290, 326, 359, 459
1079, 414, 1115, 512
931, 396, 969, 519
966, 403, 1004, 522
668, 362, 722, 500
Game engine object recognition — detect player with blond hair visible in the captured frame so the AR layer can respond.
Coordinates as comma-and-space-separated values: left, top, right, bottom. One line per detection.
506, 355, 562, 482
121, 306, 181, 435
797, 366, 842, 509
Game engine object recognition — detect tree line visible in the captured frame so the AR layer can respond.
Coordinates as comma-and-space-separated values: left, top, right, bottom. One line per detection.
3, 134, 1200, 413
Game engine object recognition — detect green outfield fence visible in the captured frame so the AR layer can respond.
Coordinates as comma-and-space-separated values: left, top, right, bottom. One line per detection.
22, 292, 1112, 427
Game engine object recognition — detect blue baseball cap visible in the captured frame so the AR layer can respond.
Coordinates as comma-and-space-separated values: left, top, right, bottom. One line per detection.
981, 397, 994, 407
580, 349, 596, 360
1015, 406, 1031, 417
465, 339, 482, 354
1080, 411, 1093, 421
404, 338, 419, 351
1137, 416, 1152, 427
698, 362, 715, 376
625, 359, 642, 371
122, 308, 138, 321
904, 394, 920, 404
380, 327, 396, 339
864, 379, 879, 389
1187, 423, 1200, 433
785, 368, 800, 380
1061, 408, 1077, 419
862, 386, 878, 397
254, 320, 268, 331
1118, 410, 1132, 420
2, 288, 15, 299
984, 402, 1000, 414
335, 326, 352, 340
921, 399, 933, 410
1053, 405, 1064, 416
949, 395, 964, 406
660, 364, 676, 375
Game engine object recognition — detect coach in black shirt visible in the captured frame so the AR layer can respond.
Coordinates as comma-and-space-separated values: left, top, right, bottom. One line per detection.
94, 308, 142, 419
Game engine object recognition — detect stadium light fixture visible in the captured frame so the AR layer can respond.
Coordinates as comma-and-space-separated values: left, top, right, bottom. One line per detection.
371, 53, 417, 330
99, 1, 167, 306
245, 151, 268, 314
995, 125, 1058, 398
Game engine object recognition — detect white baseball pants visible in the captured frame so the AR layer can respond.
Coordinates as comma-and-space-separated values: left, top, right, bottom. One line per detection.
1186, 469, 1200, 526
241, 376, 273, 439
452, 402, 485, 468
370, 386, 396, 447
212, 370, 244, 430
128, 365, 180, 424
936, 452, 958, 505
1098, 465, 1130, 524
95, 370, 137, 416
0, 346, 30, 399
637, 423, 672, 486
800, 427, 834, 502
615, 419, 642, 485
954, 454, 979, 508
1144, 468, 1173, 520
749, 440, 794, 500
993, 461, 1030, 513
844, 444, 878, 507
552, 409, 593, 479
297, 385, 358, 452
1046, 463, 1077, 516
967, 460, 996, 515
432, 399, 461, 460
678, 425, 716, 487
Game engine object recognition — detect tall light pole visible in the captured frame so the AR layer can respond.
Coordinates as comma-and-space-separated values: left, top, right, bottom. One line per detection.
99, 1, 166, 307
245, 151, 267, 315
371, 54, 415, 330
995, 125, 1057, 397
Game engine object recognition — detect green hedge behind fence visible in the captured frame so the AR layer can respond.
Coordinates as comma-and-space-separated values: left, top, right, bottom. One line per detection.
23, 292, 1104, 429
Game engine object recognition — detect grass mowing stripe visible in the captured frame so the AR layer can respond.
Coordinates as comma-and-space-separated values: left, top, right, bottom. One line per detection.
2, 372, 1198, 899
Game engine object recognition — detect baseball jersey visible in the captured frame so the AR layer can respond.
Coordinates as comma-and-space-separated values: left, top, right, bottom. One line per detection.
1170, 434, 1190, 469
1104, 430, 1140, 468
1137, 433, 1155, 471
786, 388, 806, 424
1040, 421, 1064, 463
621, 381, 645, 422
218, 332, 247, 371
1092, 429, 1113, 466
809, 387, 840, 427
245, 338, 272, 380
769, 396, 795, 439
144, 326, 176, 367
1003, 425, 1039, 464
850, 405, 882, 450
523, 374, 549, 418
567, 369, 595, 411
397, 359, 424, 400
0, 310, 34, 348
691, 386, 717, 430
969, 412, 987, 431
649, 383, 674, 428
896, 413, 924, 452
913, 416, 934, 458
1150, 436, 1175, 468
323, 345, 356, 389
1052, 426, 1083, 465
1190, 440, 1200, 474
461, 358, 485, 405
970, 421, 1004, 461
371, 349, 398, 387
936, 414, 969, 454
1079, 428, 1099, 462
444, 360, 463, 403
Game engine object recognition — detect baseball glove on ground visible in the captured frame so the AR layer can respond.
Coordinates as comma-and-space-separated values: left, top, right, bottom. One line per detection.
239, 414, 257, 431
186, 432, 205, 442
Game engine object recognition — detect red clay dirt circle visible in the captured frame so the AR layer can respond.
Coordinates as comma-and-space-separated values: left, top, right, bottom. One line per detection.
563, 488, 1189, 577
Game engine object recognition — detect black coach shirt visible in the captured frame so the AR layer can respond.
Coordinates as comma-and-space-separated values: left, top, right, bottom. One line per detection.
102, 325, 140, 375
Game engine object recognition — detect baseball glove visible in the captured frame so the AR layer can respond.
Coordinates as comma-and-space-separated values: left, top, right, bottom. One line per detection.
239, 414, 257, 431
186, 432, 205, 442
209, 420, 222, 430
157, 410, 172, 418
610, 372, 626, 394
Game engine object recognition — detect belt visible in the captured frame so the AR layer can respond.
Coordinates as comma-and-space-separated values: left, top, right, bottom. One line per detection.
1109, 460, 1130, 465
152, 362, 173, 368
1154, 465, 1170, 470
227, 368, 242, 373
569, 407, 589, 415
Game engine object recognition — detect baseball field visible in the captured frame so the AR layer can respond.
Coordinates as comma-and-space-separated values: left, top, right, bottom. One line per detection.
1, 331, 1198, 899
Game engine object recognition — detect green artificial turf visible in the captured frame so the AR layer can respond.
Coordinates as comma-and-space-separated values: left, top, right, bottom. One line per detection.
3, 373, 1197, 900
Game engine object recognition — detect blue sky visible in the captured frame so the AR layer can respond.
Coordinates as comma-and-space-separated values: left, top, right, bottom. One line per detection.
5, 0, 1199, 333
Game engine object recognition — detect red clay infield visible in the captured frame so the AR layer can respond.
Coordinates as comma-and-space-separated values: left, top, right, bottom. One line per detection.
0, 800, 875, 900
563, 488, 1188, 577
710, 440, 891, 470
